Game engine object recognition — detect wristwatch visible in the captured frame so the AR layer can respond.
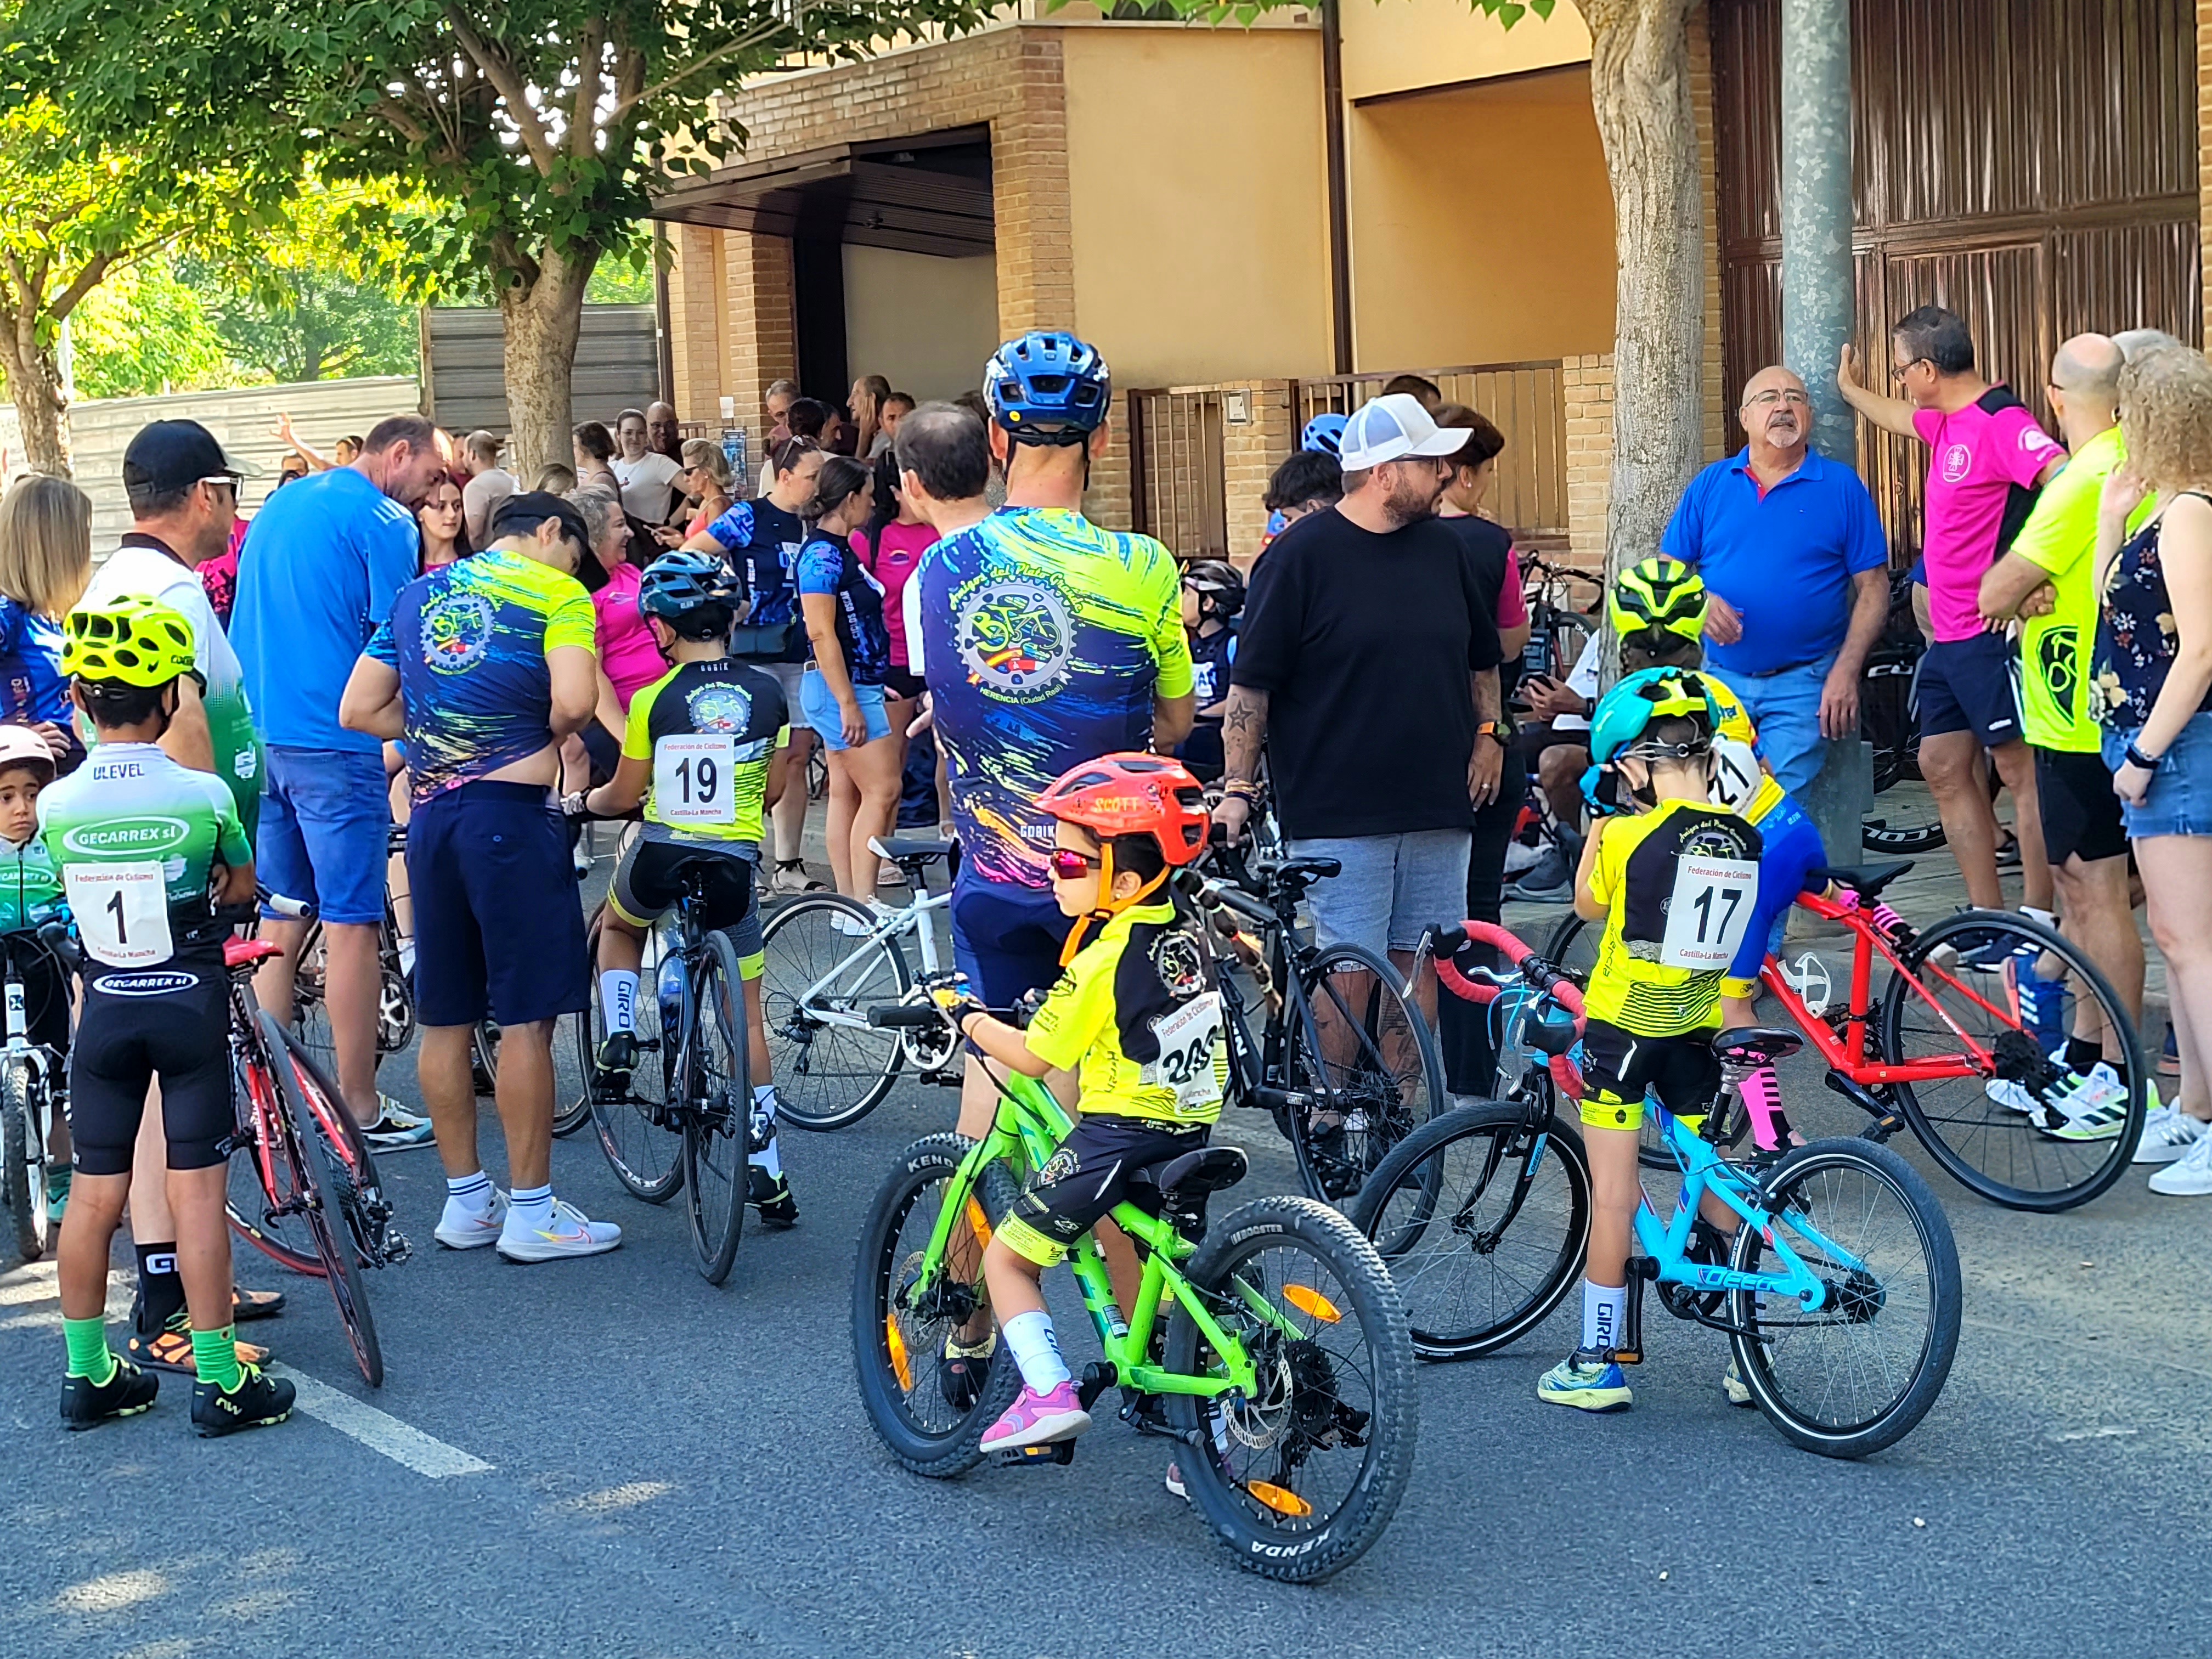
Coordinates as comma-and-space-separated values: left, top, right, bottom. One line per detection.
1476, 720, 1512, 747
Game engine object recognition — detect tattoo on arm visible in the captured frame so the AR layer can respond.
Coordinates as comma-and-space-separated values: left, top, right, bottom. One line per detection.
1222, 685, 1269, 782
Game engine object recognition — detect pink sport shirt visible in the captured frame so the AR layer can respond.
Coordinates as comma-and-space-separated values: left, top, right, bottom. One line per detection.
1912, 390, 2064, 643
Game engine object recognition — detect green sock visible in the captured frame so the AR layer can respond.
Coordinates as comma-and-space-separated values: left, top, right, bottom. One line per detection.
64, 1316, 116, 1385
191, 1325, 242, 1392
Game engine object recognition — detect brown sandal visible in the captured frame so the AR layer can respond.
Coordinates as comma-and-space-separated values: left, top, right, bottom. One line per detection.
126, 1321, 271, 1377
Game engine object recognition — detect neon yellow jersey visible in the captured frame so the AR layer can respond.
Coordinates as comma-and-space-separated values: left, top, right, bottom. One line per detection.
1583, 797, 1765, 1037
1688, 668, 1787, 824
622, 657, 789, 847
1023, 899, 1227, 1126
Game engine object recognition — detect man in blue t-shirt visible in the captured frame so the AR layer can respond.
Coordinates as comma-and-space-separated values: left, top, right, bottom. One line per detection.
230, 413, 445, 1143
1660, 364, 1890, 797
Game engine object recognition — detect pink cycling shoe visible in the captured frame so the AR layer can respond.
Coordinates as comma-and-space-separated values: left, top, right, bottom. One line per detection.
979, 1382, 1091, 1454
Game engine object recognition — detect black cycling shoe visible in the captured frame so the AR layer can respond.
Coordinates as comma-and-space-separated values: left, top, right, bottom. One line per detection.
747, 1165, 799, 1228
592, 1031, 639, 1099
939, 1335, 996, 1412
61, 1358, 159, 1431
191, 1363, 296, 1438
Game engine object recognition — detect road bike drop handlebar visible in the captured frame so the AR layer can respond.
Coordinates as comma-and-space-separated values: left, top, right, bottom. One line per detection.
1426, 920, 1587, 1028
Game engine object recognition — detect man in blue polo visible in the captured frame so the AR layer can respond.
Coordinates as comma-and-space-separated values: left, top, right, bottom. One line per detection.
1661, 364, 1890, 795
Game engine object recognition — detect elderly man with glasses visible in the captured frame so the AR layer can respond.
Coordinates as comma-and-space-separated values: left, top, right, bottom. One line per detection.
1659, 364, 1891, 798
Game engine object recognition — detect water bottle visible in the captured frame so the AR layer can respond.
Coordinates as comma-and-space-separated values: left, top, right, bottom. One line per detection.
657, 951, 686, 1052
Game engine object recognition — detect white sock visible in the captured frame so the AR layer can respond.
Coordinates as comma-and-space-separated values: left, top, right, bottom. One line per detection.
601, 971, 640, 1035
749, 1085, 782, 1176
1000, 1309, 1070, 1393
511, 1183, 554, 1228
445, 1171, 494, 1216
1581, 1279, 1624, 1355
2021, 906, 2057, 930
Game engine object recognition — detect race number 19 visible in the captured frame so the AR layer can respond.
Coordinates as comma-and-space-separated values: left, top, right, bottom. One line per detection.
654, 735, 738, 825
1659, 855, 1759, 970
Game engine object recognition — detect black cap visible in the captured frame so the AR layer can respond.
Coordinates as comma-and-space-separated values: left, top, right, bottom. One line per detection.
486, 492, 606, 593
121, 420, 255, 495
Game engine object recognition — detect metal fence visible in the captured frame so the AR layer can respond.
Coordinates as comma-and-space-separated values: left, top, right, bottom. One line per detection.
1127, 386, 1230, 560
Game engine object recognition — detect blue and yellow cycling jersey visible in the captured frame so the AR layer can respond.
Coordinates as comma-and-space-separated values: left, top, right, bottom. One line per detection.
795, 533, 891, 686
1584, 797, 1765, 1037
366, 546, 598, 804
909, 508, 1194, 888
622, 657, 789, 847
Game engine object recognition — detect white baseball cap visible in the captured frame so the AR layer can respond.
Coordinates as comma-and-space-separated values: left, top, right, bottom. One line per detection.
1338, 393, 1471, 471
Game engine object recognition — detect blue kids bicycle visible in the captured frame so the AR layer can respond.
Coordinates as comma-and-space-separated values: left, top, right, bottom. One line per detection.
1353, 921, 1961, 1459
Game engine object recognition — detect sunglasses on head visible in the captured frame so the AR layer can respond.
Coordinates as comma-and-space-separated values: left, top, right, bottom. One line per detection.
1047, 848, 1103, 881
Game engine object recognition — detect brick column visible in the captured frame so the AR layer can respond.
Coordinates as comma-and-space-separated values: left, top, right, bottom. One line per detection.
1221, 380, 1296, 568
1564, 353, 1616, 570
1690, 2, 1727, 461
721, 230, 797, 443
667, 224, 726, 426
991, 32, 1077, 340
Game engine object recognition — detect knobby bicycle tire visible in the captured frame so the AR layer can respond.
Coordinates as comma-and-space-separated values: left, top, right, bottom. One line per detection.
683, 930, 751, 1284
261, 1013, 385, 1387
852, 1133, 1022, 1477
1, 1059, 47, 1264
760, 891, 910, 1132
1283, 941, 1444, 1206
1881, 909, 2144, 1211
1351, 1100, 1591, 1361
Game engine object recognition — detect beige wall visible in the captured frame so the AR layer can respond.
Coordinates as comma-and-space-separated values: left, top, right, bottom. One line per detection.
842, 245, 1000, 400
1062, 25, 1333, 388
1348, 66, 1615, 370
1339, 0, 1591, 103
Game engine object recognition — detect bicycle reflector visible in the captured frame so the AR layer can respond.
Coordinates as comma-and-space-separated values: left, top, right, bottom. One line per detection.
1282, 1285, 1343, 1324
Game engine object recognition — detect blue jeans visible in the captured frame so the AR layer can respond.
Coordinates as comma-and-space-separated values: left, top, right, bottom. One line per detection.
256, 745, 392, 926
1705, 652, 1835, 798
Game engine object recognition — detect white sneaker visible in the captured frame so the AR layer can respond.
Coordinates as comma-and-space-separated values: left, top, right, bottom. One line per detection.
2147, 1125, 2212, 1195
433, 1187, 510, 1250
2035, 1064, 2135, 1142
496, 1198, 623, 1261
2133, 1104, 2210, 1165
363, 1095, 437, 1149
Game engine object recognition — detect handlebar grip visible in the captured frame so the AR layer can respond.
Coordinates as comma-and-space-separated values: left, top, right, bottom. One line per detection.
258, 889, 317, 922
1432, 952, 1498, 1006
868, 1003, 948, 1030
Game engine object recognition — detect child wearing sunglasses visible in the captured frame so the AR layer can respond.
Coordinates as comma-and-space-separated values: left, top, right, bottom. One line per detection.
947, 753, 1221, 1455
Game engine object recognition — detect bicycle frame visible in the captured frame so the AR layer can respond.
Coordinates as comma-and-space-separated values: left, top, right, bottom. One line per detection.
787, 885, 952, 1029
1756, 890, 2017, 1086
906, 1069, 1276, 1402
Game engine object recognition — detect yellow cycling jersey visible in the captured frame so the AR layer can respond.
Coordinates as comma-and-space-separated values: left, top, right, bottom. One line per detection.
1023, 899, 1228, 1126
1691, 668, 1787, 825
1583, 797, 1765, 1037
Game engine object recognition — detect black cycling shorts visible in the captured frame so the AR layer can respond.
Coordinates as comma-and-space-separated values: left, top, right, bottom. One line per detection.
609, 838, 764, 968
2035, 744, 2129, 867
69, 952, 233, 1177
1576, 1016, 1720, 1133
996, 1114, 1209, 1267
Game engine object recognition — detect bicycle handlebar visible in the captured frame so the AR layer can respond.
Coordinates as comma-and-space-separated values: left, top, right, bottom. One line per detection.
1171, 864, 1277, 927
1427, 919, 1586, 1024
868, 1004, 945, 1030
258, 889, 315, 922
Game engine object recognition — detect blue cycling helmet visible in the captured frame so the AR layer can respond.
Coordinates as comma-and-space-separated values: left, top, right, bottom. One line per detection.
639, 549, 741, 625
1580, 668, 1719, 815
983, 331, 1111, 445
1301, 412, 1347, 456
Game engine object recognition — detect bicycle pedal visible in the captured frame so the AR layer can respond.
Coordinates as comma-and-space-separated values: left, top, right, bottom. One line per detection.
1611, 1347, 1643, 1366
382, 1231, 414, 1265
997, 1439, 1076, 1468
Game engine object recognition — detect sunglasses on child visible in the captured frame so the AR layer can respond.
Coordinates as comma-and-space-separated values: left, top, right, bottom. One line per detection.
1047, 849, 1103, 880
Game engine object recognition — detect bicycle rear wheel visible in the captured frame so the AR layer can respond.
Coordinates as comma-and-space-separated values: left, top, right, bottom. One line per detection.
1726, 1137, 1961, 1458
852, 1134, 1021, 1477
227, 1050, 324, 1276
1351, 1099, 1590, 1360
1882, 910, 2144, 1210
262, 1014, 385, 1387
1285, 943, 1444, 1205
682, 931, 750, 1284
760, 893, 908, 1131
583, 924, 684, 1203
1, 1059, 49, 1264
1165, 1195, 1417, 1583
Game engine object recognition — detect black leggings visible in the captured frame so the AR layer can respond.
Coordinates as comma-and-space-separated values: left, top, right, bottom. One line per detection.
1440, 749, 1529, 1097
69, 955, 232, 1177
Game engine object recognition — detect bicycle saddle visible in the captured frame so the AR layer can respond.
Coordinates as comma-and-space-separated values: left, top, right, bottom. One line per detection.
224, 937, 283, 971
1711, 1026, 1804, 1065
869, 835, 951, 866
1135, 1145, 1249, 1200
1810, 860, 1914, 900
1273, 856, 1342, 888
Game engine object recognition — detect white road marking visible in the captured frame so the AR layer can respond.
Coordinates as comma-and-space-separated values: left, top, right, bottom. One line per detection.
2046, 1425, 2139, 1444
267, 1365, 493, 1478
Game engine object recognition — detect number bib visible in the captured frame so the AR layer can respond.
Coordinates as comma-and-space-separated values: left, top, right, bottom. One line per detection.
65, 862, 172, 967
654, 735, 737, 825
1660, 855, 1759, 970
1709, 736, 1762, 812
1144, 992, 1224, 1114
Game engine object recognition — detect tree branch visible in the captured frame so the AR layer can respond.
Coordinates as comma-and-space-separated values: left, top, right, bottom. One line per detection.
444, 4, 559, 175
571, 15, 605, 161
47, 249, 117, 322
612, 16, 793, 122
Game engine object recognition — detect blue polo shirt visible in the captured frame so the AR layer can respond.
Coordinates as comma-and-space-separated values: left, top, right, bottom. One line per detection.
1660, 447, 1888, 676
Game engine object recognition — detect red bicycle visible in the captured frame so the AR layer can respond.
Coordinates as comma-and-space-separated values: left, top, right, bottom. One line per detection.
1535, 859, 2145, 1211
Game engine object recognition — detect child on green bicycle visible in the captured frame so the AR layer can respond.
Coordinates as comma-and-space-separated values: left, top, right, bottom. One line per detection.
571, 550, 800, 1227
947, 753, 1219, 1455
1544, 669, 1763, 1415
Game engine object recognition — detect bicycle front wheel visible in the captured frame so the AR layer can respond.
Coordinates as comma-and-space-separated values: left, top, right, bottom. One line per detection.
1, 1059, 48, 1264
1726, 1137, 1961, 1459
682, 932, 751, 1284
760, 893, 909, 1131
1350, 1100, 1590, 1360
584, 922, 684, 1204
1284, 943, 1445, 1206
1882, 909, 2145, 1210
851, 1134, 1021, 1477
1165, 1195, 1417, 1584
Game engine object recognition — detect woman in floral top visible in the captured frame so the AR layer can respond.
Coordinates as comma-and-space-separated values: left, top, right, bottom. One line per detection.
2093, 343, 2212, 1193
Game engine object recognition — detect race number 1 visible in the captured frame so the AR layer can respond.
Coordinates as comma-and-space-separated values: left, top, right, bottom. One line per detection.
1659, 855, 1759, 970
65, 861, 172, 967
654, 735, 738, 825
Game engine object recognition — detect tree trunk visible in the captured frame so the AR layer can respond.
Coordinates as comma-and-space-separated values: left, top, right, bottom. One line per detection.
1584, 0, 1704, 592
496, 244, 599, 479
0, 315, 71, 477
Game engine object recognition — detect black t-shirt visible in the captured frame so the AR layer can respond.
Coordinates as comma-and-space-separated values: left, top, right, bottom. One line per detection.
1436, 514, 1519, 700
1232, 508, 1503, 839
1188, 625, 1236, 720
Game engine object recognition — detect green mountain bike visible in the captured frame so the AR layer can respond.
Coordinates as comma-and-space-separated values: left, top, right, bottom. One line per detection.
851, 1001, 1417, 1583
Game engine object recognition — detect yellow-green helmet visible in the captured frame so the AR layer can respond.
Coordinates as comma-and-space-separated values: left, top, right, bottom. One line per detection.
1609, 555, 1707, 645
63, 595, 197, 687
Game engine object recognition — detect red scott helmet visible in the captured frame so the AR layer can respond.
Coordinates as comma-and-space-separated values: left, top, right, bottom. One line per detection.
1037, 753, 1210, 867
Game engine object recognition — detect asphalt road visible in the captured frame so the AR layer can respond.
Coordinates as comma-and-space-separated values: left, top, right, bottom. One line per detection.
4, 923, 2210, 1657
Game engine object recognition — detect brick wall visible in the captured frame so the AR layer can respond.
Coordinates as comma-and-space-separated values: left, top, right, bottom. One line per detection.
721, 231, 798, 435
1562, 353, 1615, 569
667, 224, 725, 425
1220, 381, 1297, 566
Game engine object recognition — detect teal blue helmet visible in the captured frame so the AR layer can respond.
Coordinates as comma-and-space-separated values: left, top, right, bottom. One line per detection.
1581, 667, 1719, 815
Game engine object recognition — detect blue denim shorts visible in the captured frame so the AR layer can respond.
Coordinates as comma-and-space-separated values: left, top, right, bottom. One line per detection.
1286, 829, 1472, 957
2103, 713, 2212, 839
799, 669, 891, 752
256, 745, 393, 926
